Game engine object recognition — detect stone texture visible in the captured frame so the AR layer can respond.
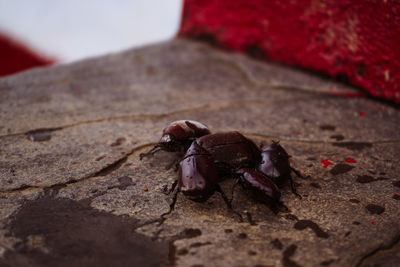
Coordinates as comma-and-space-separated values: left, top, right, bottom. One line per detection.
0, 39, 399, 267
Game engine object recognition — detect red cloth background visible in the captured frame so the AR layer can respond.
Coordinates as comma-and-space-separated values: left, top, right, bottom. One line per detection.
0, 33, 54, 77
180, 0, 400, 103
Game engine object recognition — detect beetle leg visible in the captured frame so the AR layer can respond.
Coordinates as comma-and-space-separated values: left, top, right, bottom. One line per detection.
290, 166, 305, 179
259, 141, 265, 150
163, 180, 178, 195
216, 184, 243, 222
288, 174, 302, 199
165, 156, 181, 171
161, 183, 180, 217
139, 145, 162, 160
230, 177, 241, 203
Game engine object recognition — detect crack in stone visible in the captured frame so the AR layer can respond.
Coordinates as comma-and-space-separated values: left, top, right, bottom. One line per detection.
247, 133, 400, 146
0, 100, 265, 139
0, 91, 375, 141
0, 143, 153, 195
355, 234, 400, 267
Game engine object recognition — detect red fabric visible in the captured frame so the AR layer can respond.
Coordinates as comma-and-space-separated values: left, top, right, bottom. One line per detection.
0, 33, 54, 77
180, 0, 400, 103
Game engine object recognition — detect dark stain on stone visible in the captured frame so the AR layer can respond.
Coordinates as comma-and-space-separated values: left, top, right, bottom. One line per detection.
356, 175, 387, 183
110, 137, 126, 147
309, 182, 321, 189
191, 265, 204, 267
190, 242, 211, 248
248, 250, 257, 256
345, 231, 351, 237
294, 220, 329, 239
320, 125, 335, 131
393, 181, 400, 188
282, 244, 301, 267
95, 155, 106, 161
224, 229, 233, 233
169, 228, 202, 266
353, 221, 361, 225
26, 129, 58, 142
330, 134, 344, 141
349, 199, 360, 203
135, 55, 144, 64
356, 175, 374, 183
320, 259, 335, 266
270, 238, 283, 250
393, 195, 400, 200
116, 176, 134, 190
183, 229, 202, 238
307, 157, 316, 161
332, 142, 372, 151
177, 248, 188, 255
329, 164, 354, 175
1, 195, 168, 267
365, 204, 385, 215
285, 214, 299, 221
238, 233, 247, 239
147, 66, 158, 75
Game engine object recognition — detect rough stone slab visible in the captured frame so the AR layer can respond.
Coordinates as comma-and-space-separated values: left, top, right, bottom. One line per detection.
0, 39, 399, 267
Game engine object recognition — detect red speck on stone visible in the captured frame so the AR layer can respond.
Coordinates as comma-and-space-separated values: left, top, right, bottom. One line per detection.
111, 173, 115, 176
35, 179, 41, 183
359, 111, 366, 117
78, 88, 83, 93
321, 159, 332, 168
135, 168, 140, 171
394, 193, 399, 196
371, 221, 376, 225
346, 158, 356, 163
149, 181, 152, 184
297, 132, 302, 136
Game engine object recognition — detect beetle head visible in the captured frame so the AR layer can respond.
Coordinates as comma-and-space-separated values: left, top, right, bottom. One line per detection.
159, 133, 181, 152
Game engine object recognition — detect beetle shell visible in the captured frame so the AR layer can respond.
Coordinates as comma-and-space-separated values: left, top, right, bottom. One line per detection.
196, 132, 261, 172
178, 142, 218, 202
258, 142, 291, 187
160, 120, 211, 151
237, 168, 281, 202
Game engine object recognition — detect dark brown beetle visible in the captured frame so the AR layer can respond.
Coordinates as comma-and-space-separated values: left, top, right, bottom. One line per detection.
140, 120, 210, 159
166, 141, 235, 218
234, 168, 283, 213
258, 141, 301, 197
196, 131, 261, 175
178, 141, 218, 202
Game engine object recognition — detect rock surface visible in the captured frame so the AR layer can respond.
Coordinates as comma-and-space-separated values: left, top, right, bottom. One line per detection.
0, 39, 399, 267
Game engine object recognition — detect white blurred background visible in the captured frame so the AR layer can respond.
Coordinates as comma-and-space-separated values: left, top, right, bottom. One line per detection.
0, 0, 183, 62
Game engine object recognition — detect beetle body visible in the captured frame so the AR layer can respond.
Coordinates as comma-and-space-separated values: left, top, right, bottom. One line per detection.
258, 141, 291, 187
178, 141, 218, 202
140, 120, 210, 159
196, 132, 261, 174
237, 168, 281, 202
161, 120, 211, 152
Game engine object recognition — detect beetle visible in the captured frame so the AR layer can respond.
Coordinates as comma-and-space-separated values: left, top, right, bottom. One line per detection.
139, 120, 211, 160
258, 141, 302, 198
234, 168, 283, 213
195, 131, 261, 176
164, 140, 238, 218
178, 141, 219, 202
